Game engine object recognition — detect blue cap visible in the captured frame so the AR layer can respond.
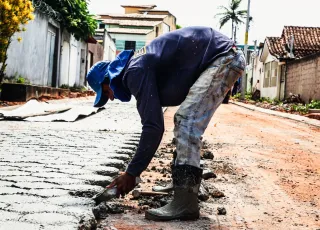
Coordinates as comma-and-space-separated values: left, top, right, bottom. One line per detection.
86, 50, 134, 107
86, 61, 110, 107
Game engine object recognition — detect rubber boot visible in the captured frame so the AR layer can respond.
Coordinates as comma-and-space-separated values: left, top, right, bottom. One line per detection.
152, 150, 176, 193
145, 165, 203, 221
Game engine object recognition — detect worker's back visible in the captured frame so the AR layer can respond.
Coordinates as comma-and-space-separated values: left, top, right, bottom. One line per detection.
126, 26, 234, 106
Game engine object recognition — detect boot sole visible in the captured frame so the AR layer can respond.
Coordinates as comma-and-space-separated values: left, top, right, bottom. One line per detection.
145, 211, 199, 221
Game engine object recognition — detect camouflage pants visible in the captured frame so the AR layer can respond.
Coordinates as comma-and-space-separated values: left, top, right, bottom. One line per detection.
174, 50, 246, 168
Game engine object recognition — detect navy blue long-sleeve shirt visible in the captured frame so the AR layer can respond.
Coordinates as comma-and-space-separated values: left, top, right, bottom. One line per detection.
122, 26, 234, 176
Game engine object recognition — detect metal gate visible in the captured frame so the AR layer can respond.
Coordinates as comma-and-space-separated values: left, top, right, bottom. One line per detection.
45, 24, 57, 86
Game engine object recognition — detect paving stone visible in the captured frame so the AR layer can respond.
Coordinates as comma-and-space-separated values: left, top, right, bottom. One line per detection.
27, 189, 70, 197
84, 166, 119, 176
31, 172, 70, 179
58, 206, 92, 217
0, 195, 44, 204
19, 167, 55, 173
47, 196, 95, 207
58, 169, 94, 175
0, 221, 40, 230
0, 187, 28, 195
0, 203, 8, 209
0, 171, 31, 177
70, 174, 112, 186
44, 178, 85, 185
0, 210, 21, 221
41, 224, 78, 230
15, 182, 59, 189
0, 166, 21, 171
21, 213, 78, 225
6, 163, 45, 168
0, 181, 14, 187
43, 165, 83, 171
4, 203, 60, 214
3, 176, 45, 183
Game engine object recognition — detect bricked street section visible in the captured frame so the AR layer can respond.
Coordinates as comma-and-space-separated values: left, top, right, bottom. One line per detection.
0, 98, 141, 230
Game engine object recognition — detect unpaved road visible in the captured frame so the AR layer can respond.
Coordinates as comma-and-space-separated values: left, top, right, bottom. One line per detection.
99, 103, 320, 230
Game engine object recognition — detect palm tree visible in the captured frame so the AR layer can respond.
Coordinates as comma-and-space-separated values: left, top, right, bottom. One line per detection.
215, 0, 247, 43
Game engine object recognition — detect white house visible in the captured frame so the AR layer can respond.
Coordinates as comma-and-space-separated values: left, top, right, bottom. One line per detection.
5, 11, 91, 88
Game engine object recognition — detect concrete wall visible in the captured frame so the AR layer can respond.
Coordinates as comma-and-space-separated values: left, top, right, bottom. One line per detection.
88, 43, 104, 65
124, 7, 141, 14
163, 15, 176, 31
286, 53, 320, 102
5, 12, 60, 86
103, 32, 116, 61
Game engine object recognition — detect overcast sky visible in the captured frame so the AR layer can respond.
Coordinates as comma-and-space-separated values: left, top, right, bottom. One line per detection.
88, 0, 320, 44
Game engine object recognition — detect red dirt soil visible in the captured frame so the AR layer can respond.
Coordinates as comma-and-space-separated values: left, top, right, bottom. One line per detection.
99, 104, 320, 230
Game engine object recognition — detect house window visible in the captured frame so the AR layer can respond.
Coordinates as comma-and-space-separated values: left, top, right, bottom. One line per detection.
99, 23, 105, 29
264, 62, 271, 88
263, 61, 279, 88
125, 41, 136, 51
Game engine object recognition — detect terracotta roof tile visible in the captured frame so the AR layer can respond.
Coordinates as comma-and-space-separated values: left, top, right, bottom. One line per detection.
282, 26, 320, 58
265, 26, 320, 59
266, 37, 287, 58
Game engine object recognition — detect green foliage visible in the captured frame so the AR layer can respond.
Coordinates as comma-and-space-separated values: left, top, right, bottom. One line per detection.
258, 97, 273, 104
245, 92, 252, 100
308, 100, 320, 109
291, 104, 309, 114
232, 93, 241, 99
60, 84, 70, 89
176, 24, 182, 29
231, 92, 253, 100
61, 84, 86, 92
16, 77, 25, 84
70, 84, 86, 92
42, 0, 97, 40
3, 74, 30, 84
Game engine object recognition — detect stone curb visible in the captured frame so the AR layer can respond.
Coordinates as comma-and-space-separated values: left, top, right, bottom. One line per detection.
230, 101, 320, 128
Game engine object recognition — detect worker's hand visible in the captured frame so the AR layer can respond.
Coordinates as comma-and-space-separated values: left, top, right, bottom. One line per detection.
107, 172, 136, 198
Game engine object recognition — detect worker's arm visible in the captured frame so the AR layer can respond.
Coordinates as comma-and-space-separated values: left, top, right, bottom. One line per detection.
107, 67, 164, 196
126, 67, 164, 177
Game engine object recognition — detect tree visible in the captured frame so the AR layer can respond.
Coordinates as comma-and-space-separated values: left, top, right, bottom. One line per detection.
0, 0, 34, 83
215, 0, 247, 43
176, 24, 182, 29
40, 0, 97, 41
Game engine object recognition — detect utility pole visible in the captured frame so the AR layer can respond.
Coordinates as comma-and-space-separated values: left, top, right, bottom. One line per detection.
250, 40, 257, 93
241, 0, 251, 99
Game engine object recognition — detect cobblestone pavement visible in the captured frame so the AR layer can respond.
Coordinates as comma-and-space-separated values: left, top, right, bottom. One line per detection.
0, 98, 141, 230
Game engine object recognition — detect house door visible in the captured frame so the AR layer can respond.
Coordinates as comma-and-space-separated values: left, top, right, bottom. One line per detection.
80, 49, 86, 86
45, 24, 57, 86
60, 41, 70, 86
68, 40, 78, 86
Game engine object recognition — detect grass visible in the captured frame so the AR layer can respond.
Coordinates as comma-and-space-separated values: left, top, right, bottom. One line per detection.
231, 92, 320, 115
